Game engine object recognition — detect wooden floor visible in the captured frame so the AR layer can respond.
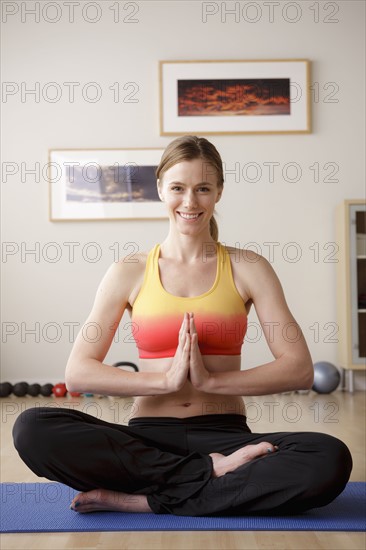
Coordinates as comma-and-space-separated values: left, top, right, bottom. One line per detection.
1, 391, 365, 549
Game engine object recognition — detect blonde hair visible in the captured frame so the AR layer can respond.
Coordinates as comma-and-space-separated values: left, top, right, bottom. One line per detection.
156, 136, 224, 242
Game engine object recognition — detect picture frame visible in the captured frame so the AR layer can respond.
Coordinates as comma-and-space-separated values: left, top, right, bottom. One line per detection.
48, 148, 166, 221
159, 59, 311, 135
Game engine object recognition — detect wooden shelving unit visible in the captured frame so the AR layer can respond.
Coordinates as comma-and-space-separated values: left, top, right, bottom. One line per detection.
336, 199, 366, 392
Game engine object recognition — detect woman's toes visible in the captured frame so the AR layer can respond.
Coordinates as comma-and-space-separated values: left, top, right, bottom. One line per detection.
70, 498, 83, 511
70, 489, 101, 511
244, 442, 278, 460
70, 496, 79, 510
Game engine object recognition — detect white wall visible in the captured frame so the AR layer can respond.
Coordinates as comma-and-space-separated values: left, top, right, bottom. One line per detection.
2, 1, 365, 389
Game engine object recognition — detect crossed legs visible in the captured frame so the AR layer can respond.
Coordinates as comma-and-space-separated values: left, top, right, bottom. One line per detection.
12, 407, 352, 516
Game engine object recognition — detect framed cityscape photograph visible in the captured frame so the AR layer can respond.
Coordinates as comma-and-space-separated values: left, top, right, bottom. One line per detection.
48, 148, 166, 221
159, 59, 311, 135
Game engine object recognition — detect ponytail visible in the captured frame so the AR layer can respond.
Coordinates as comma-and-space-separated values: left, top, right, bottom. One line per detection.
209, 215, 219, 242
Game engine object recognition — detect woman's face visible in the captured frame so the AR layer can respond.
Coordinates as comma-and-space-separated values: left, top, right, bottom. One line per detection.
158, 158, 222, 234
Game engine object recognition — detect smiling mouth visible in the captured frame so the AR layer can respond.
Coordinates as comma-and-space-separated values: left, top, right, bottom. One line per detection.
177, 212, 203, 220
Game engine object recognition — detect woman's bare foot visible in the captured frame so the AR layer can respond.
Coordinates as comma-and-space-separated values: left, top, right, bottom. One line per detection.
70, 489, 152, 513
70, 442, 278, 512
209, 441, 278, 478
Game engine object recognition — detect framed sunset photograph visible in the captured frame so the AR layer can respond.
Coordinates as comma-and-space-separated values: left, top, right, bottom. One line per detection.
48, 148, 166, 221
159, 59, 311, 135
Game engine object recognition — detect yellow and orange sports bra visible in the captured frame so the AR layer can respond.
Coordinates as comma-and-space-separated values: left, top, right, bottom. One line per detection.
131, 242, 248, 359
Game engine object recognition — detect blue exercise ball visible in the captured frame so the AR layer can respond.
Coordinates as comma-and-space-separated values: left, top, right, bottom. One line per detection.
312, 362, 341, 394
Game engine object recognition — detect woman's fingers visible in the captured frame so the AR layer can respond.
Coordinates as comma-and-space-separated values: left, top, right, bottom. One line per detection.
189, 313, 198, 349
178, 317, 191, 358
190, 312, 198, 335
178, 314, 187, 343
183, 332, 190, 354
191, 332, 198, 347
190, 334, 199, 364
179, 313, 197, 353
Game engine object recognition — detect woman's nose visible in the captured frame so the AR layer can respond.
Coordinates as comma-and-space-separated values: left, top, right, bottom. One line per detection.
183, 191, 198, 207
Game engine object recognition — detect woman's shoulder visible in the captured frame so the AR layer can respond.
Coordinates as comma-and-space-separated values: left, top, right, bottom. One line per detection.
102, 248, 149, 308
114, 247, 150, 274
221, 242, 265, 265
224, 241, 282, 293
222, 241, 275, 285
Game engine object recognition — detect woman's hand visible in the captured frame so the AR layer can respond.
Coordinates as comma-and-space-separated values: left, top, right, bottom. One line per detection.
163, 313, 191, 393
188, 312, 212, 392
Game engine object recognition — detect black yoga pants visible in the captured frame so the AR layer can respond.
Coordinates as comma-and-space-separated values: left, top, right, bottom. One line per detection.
12, 407, 352, 517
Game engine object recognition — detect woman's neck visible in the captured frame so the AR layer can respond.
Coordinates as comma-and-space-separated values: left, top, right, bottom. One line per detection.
159, 235, 218, 263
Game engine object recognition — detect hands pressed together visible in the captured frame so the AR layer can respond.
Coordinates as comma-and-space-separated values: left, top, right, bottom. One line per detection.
164, 312, 212, 394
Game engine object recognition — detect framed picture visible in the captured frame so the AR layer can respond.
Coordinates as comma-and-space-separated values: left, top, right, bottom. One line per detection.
48, 148, 166, 221
159, 59, 311, 135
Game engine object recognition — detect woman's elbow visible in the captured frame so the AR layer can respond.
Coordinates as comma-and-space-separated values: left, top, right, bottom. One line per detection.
65, 373, 77, 393
300, 359, 314, 390
65, 361, 82, 393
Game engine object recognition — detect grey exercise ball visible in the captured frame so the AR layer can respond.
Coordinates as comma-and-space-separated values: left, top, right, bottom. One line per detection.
312, 362, 341, 394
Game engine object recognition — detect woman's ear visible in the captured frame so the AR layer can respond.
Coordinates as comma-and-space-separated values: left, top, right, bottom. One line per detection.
215, 188, 223, 203
157, 180, 164, 201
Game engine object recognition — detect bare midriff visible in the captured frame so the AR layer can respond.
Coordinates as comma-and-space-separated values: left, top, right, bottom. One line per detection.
130, 354, 246, 419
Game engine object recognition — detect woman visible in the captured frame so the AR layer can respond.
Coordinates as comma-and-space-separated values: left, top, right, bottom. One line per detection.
13, 136, 352, 517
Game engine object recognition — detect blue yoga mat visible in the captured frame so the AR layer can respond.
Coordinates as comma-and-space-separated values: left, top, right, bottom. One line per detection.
1, 482, 365, 533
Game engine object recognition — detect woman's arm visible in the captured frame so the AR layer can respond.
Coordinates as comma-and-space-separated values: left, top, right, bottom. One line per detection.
65, 258, 168, 397
191, 251, 314, 396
